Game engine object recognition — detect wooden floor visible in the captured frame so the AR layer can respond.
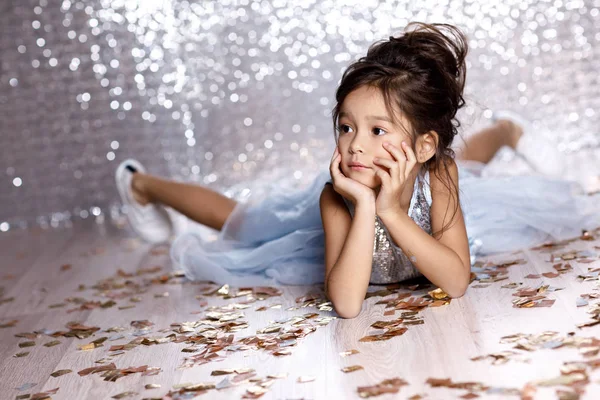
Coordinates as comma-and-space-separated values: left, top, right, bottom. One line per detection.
1, 219, 600, 400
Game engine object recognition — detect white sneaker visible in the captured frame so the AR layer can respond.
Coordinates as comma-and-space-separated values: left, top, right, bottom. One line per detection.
115, 159, 173, 243
492, 110, 564, 178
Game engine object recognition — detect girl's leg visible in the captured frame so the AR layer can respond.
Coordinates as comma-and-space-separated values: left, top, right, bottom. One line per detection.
131, 173, 237, 231
456, 119, 523, 164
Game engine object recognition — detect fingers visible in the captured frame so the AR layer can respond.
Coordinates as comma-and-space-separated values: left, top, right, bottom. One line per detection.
329, 147, 343, 180
373, 166, 391, 188
382, 142, 406, 177
401, 142, 418, 179
372, 157, 397, 183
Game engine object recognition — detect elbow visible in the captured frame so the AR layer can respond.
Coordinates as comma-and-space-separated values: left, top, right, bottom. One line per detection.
333, 302, 362, 319
446, 277, 470, 299
447, 286, 467, 299
445, 262, 471, 299
327, 290, 362, 319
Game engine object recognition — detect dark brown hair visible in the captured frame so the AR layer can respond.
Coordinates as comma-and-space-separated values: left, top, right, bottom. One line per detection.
332, 22, 468, 238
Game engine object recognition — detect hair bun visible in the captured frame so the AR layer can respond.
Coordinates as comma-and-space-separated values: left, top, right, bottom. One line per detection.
402, 22, 468, 83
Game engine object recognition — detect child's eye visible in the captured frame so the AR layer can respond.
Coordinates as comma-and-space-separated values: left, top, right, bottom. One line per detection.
338, 124, 353, 134
373, 127, 387, 136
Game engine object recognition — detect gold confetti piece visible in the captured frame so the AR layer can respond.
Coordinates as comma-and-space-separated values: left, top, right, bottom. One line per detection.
44, 340, 61, 347
525, 274, 541, 279
78, 343, 97, 351
27, 387, 59, 400
145, 384, 161, 389
429, 300, 450, 308
111, 391, 138, 399
357, 378, 408, 398
404, 319, 425, 325
48, 303, 66, 309
501, 283, 522, 289
92, 337, 108, 346
18, 341, 35, 348
428, 288, 449, 300
154, 292, 169, 298
359, 327, 408, 342
342, 365, 364, 373
542, 272, 560, 279
235, 368, 256, 375
0, 297, 15, 305
131, 320, 154, 329
533, 372, 587, 386
118, 305, 135, 310
426, 377, 488, 391
297, 376, 315, 383
340, 349, 360, 357
266, 373, 288, 379
15, 332, 38, 339
172, 382, 216, 390
101, 300, 116, 308
14, 351, 29, 358
50, 369, 72, 377
244, 386, 269, 398
211, 369, 235, 376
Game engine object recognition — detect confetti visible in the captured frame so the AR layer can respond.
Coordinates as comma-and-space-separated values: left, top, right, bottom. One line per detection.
50, 369, 72, 377
111, 392, 137, 399
0, 319, 18, 328
145, 384, 161, 389
357, 378, 408, 398
341, 365, 364, 373
360, 327, 408, 342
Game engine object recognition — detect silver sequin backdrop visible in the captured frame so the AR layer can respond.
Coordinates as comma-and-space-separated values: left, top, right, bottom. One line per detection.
1, 0, 599, 232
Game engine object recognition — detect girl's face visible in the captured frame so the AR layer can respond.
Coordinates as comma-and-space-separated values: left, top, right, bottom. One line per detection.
336, 85, 414, 190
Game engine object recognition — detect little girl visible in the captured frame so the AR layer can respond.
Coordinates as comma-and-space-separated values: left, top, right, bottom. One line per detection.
115, 23, 600, 318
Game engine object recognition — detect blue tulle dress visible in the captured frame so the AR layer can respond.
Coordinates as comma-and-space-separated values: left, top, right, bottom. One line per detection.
170, 160, 600, 286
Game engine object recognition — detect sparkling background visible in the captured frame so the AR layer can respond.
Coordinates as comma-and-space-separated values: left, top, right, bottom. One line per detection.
1, 0, 599, 232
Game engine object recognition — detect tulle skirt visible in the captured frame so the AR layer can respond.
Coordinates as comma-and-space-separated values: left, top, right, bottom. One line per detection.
170, 161, 600, 286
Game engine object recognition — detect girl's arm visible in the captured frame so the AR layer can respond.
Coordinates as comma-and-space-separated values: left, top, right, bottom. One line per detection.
379, 160, 471, 298
320, 184, 376, 318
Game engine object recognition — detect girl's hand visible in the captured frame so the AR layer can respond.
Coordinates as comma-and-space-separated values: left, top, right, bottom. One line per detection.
372, 142, 418, 218
329, 147, 375, 206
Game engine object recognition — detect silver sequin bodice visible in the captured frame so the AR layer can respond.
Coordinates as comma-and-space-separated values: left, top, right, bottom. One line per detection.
329, 170, 432, 284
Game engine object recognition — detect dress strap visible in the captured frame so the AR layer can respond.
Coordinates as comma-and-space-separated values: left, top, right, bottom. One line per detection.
422, 169, 432, 207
